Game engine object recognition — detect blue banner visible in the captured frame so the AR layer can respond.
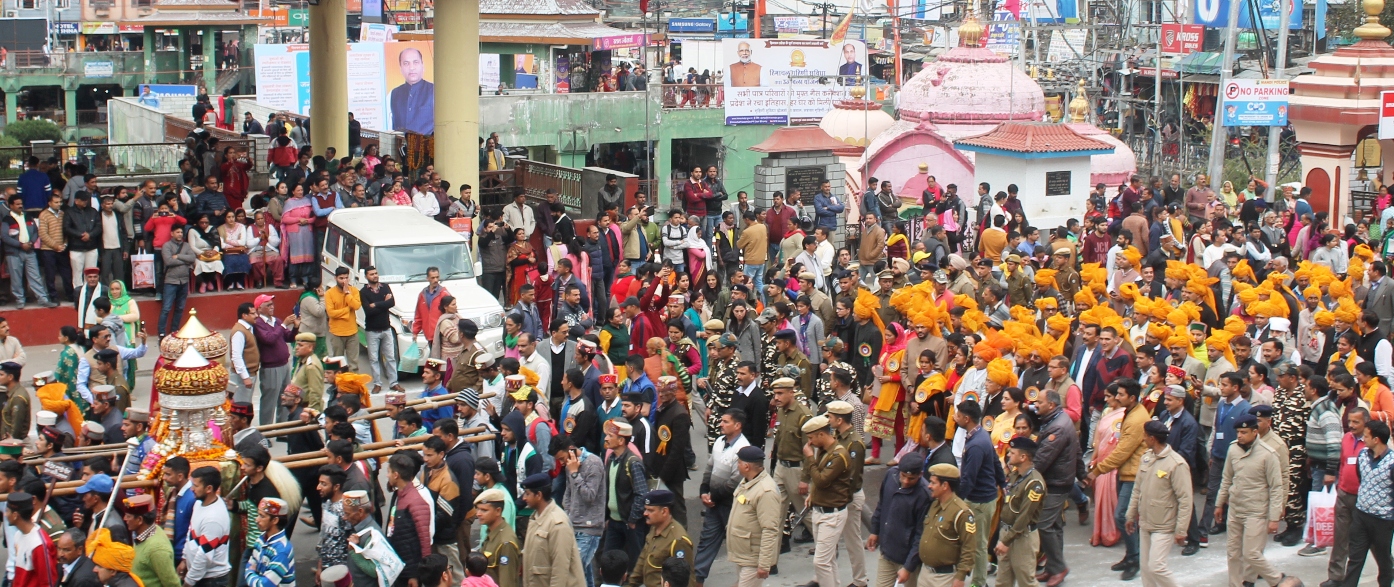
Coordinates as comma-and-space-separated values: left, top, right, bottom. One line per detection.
669, 18, 715, 33
1193, 0, 1300, 29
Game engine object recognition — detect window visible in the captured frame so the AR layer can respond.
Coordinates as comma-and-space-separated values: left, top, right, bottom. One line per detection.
19, 0, 38, 9
374, 243, 474, 283
324, 227, 342, 259
341, 237, 358, 270
359, 244, 372, 271
54, 0, 69, 8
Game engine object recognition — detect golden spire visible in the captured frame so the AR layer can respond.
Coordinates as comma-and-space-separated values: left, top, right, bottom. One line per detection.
1355, 0, 1391, 40
959, 12, 984, 47
175, 308, 212, 339
1068, 79, 1090, 123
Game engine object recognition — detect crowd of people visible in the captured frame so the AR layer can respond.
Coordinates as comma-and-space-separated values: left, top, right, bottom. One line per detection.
1, 147, 1394, 587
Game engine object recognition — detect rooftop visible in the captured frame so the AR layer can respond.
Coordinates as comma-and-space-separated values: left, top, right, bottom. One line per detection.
748, 126, 849, 153
954, 122, 1115, 156
480, 0, 600, 16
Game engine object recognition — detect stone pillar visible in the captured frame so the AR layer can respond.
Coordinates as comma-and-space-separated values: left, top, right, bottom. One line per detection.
142, 29, 155, 84
202, 27, 216, 94
177, 30, 187, 81
310, 0, 349, 155
433, 0, 479, 191
4, 93, 16, 124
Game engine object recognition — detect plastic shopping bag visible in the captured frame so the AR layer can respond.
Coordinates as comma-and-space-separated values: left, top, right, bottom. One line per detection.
130, 253, 156, 290
400, 340, 422, 374
1305, 486, 1337, 548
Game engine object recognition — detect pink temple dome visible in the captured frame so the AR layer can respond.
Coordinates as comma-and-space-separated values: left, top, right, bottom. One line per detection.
897, 46, 1046, 125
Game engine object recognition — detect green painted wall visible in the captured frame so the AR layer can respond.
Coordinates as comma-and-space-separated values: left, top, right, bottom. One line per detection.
479, 90, 781, 209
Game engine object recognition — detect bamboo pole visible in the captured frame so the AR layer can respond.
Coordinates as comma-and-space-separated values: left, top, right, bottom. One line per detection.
271, 425, 486, 463
0, 479, 162, 501
23, 449, 127, 466
262, 397, 459, 439
283, 433, 497, 470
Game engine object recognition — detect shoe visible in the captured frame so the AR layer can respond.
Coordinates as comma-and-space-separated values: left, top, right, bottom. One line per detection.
1183, 543, 1200, 556
780, 538, 791, 554
14, 304, 22, 310
793, 528, 814, 544
1111, 559, 1130, 572
1298, 545, 1327, 557
1199, 535, 1209, 548
42, 301, 57, 308
1242, 582, 1254, 587
391, 384, 407, 392
1121, 565, 1139, 581
988, 563, 997, 576
1280, 532, 1304, 547
1078, 502, 1089, 525
770, 565, 778, 576
1211, 523, 1227, 535
299, 515, 319, 529
1046, 569, 1069, 587
1321, 581, 1341, 587
864, 457, 881, 466
1036, 571, 1051, 582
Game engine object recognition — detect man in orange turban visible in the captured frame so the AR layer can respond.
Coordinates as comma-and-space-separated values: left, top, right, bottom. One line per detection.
89, 527, 143, 587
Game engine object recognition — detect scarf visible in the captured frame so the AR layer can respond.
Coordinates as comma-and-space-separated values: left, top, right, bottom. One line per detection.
108, 282, 137, 342
9, 211, 26, 242
874, 324, 909, 412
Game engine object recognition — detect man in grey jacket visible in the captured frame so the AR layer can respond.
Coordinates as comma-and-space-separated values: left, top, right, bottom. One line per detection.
554, 434, 605, 587
158, 225, 196, 337
694, 408, 752, 586
1032, 389, 1080, 587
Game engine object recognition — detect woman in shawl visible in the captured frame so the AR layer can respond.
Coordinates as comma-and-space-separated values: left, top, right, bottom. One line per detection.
297, 284, 328, 359
990, 386, 1028, 465
1089, 384, 1125, 547
432, 295, 464, 362
381, 178, 412, 206
684, 216, 712, 286
53, 325, 91, 411
218, 210, 251, 290
867, 322, 909, 463
281, 184, 317, 289
506, 227, 536, 306
502, 314, 523, 359
885, 222, 909, 261
107, 281, 140, 389
701, 273, 730, 322
726, 301, 760, 366
187, 214, 225, 293
645, 336, 691, 403
665, 320, 702, 386
264, 181, 290, 225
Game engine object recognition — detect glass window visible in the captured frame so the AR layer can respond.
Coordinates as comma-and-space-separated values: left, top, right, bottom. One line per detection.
324, 227, 342, 259
342, 236, 358, 269
374, 242, 474, 283
359, 244, 372, 270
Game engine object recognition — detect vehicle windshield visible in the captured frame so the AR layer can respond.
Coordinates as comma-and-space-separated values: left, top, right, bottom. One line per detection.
374, 243, 475, 283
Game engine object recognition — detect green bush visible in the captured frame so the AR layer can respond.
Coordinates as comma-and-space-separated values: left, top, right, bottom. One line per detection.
4, 119, 63, 145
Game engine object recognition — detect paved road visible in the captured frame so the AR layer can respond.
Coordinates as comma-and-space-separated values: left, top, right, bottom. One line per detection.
3, 342, 1370, 586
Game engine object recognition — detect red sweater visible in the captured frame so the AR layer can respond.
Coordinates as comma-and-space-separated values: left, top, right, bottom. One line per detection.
143, 214, 188, 248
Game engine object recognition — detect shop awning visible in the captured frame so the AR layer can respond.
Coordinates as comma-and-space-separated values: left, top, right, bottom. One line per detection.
1177, 52, 1223, 75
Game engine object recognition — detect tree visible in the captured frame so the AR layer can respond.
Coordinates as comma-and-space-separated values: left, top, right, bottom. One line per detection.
3, 119, 62, 145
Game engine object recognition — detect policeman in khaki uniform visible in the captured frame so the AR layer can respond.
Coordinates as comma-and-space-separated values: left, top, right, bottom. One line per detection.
1124, 421, 1193, 587
727, 445, 783, 587
827, 400, 869, 587
475, 487, 523, 587
801, 414, 852, 587
913, 463, 976, 587
995, 437, 1046, 587
1214, 414, 1285, 587
769, 377, 813, 545
1251, 404, 1291, 507
520, 472, 587, 587
630, 490, 695, 587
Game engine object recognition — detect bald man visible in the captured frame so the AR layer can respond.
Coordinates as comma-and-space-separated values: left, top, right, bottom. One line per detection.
729, 42, 761, 87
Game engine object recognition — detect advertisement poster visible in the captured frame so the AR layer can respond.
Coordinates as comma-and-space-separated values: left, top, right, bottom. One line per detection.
253, 43, 388, 132
360, 23, 399, 42
480, 54, 501, 92
1220, 79, 1288, 127
1045, 29, 1087, 62
985, 11, 1021, 56
1193, 0, 1300, 29
1160, 24, 1204, 54
384, 41, 435, 134
721, 38, 867, 125
1379, 91, 1394, 140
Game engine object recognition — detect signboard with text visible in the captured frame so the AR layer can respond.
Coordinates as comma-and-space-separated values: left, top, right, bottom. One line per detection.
721, 38, 867, 125
1193, 0, 1299, 29
1380, 91, 1394, 139
1160, 24, 1204, 54
1220, 78, 1289, 127
593, 34, 646, 50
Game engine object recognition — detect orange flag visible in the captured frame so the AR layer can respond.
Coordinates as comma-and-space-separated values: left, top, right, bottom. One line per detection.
828, 10, 855, 43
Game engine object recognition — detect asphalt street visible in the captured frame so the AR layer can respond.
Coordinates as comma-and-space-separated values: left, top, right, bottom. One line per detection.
5, 343, 1371, 587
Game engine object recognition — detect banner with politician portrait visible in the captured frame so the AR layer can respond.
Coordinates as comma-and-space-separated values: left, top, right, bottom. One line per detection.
384, 41, 436, 135
721, 38, 867, 125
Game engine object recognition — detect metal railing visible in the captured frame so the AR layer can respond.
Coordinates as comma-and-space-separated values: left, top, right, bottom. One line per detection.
661, 84, 725, 109
0, 141, 250, 180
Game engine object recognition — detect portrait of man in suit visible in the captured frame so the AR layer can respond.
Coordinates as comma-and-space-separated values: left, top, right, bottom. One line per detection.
390, 47, 435, 134
837, 42, 862, 84
728, 41, 762, 87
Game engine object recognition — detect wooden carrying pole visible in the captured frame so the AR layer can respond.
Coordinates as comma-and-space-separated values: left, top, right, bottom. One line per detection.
23, 449, 128, 466
284, 433, 497, 469
262, 397, 459, 439
273, 426, 487, 463
0, 478, 160, 501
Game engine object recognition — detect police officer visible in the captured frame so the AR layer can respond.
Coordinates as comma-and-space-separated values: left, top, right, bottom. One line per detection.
996, 437, 1046, 587
770, 376, 812, 548
1214, 414, 1285, 587
801, 414, 852, 587
827, 400, 868, 587
912, 463, 976, 587
727, 446, 783, 587
475, 487, 523, 587
1124, 421, 1192, 587
630, 489, 695, 587
868, 458, 931, 587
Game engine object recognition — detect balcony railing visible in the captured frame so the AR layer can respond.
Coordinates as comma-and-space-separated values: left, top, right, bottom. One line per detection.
661, 84, 724, 109
0, 141, 251, 180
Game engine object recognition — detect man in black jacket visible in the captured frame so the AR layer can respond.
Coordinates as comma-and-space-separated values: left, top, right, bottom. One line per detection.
360, 267, 403, 393
1032, 389, 1080, 586
57, 528, 97, 587
62, 192, 101, 288
868, 458, 932, 587
603, 421, 650, 564
651, 376, 692, 527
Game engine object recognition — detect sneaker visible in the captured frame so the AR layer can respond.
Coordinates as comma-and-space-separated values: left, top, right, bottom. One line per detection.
1298, 545, 1327, 557
1199, 535, 1209, 548
41, 301, 56, 308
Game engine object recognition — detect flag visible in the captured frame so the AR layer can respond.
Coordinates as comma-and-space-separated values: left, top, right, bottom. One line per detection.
1002, 0, 1021, 17
829, 10, 855, 42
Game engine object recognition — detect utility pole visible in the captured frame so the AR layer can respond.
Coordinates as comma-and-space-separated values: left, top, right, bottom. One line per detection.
1207, 0, 1244, 190
1263, 0, 1290, 193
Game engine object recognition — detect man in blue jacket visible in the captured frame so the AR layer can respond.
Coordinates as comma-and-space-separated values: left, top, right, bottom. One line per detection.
813, 181, 845, 233
954, 400, 1005, 587
1158, 384, 1203, 554
868, 458, 933, 587
16, 157, 50, 215
1201, 372, 1250, 541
